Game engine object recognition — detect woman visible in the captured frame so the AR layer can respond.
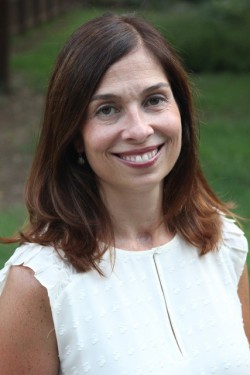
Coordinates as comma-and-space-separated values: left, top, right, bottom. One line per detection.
0, 13, 249, 374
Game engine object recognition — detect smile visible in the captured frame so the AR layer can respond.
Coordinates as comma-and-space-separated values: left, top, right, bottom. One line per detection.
121, 149, 158, 163
113, 144, 164, 167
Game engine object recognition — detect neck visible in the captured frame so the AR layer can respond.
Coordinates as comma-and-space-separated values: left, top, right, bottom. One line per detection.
100, 183, 172, 250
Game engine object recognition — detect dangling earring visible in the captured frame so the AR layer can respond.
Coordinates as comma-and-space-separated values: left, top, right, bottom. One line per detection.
78, 154, 85, 165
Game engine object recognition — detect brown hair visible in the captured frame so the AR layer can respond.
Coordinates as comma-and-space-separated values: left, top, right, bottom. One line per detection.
2, 13, 234, 272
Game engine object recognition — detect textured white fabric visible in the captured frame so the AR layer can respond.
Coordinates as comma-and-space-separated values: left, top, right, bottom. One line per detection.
0, 216, 249, 374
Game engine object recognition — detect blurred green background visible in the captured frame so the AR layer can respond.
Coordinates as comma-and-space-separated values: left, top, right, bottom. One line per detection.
0, 0, 250, 269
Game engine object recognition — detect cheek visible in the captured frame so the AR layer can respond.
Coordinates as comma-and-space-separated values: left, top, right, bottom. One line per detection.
161, 111, 182, 139
169, 121, 182, 138
82, 126, 115, 156
169, 108, 182, 133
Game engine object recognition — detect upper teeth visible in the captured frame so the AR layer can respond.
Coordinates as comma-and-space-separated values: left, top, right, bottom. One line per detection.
121, 149, 158, 163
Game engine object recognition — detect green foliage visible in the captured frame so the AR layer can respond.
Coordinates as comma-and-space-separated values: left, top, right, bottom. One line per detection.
1, 73, 249, 268
3, 6, 249, 274
11, 3, 250, 88
194, 73, 250, 271
0, 206, 27, 266
11, 8, 106, 91
142, 5, 250, 73
208, 0, 250, 22
195, 73, 250, 226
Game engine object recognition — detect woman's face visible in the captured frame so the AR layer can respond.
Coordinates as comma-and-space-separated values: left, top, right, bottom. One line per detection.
80, 46, 182, 193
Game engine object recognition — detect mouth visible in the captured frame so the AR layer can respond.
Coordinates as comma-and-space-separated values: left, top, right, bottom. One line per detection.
113, 144, 164, 165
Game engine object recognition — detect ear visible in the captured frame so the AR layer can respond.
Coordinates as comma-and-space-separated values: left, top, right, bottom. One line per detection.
74, 137, 84, 153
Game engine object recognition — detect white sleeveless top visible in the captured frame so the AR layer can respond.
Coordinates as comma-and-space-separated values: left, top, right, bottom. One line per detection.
0, 216, 249, 374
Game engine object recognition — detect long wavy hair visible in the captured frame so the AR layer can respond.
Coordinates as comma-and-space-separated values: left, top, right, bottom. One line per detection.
2, 13, 233, 272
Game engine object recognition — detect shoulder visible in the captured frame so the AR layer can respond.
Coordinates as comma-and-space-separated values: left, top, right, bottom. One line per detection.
220, 215, 248, 284
0, 264, 52, 329
0, 242, 77, 300
221, 215, 248, 253
0, 260, 59, 374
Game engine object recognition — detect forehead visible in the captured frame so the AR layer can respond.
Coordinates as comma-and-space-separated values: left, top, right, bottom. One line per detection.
95, 47, 168, 94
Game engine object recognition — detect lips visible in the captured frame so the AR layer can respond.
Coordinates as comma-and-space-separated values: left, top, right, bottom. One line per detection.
113, 144, 164, 165
120, 148, 158, 163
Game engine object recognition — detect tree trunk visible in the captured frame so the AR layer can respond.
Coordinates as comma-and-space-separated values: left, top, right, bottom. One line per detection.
0, 0, 9, 93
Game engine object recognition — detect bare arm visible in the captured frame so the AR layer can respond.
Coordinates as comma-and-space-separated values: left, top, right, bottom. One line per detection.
0, 265, 59, 374
238, 264, 250, 343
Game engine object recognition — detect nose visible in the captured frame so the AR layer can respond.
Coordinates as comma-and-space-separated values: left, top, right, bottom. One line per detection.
121, 107, 154, 143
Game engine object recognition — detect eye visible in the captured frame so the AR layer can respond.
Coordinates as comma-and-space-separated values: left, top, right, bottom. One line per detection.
145, 95, 168, 108
96, 105, 118, 117
145, 95, 166, 107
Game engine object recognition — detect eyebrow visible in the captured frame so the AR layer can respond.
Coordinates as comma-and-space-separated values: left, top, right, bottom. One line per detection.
90, 82, 170, 102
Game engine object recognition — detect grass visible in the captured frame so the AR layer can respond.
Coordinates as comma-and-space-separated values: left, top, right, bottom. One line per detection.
1, 6, 249, 269
11, 3, 250, 92
196, 73, 250, 220
11, 7, 108, 91
196, 73, 250, 268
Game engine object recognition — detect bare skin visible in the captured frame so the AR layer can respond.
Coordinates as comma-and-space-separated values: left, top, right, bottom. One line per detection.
238, 264, 250, 343
81, 47, 181, 251
0, 46, 249, 372
101, 181, 173, 251
0, 266, 59, 375
81, 47, 250, 342
0, 259, 248, 374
